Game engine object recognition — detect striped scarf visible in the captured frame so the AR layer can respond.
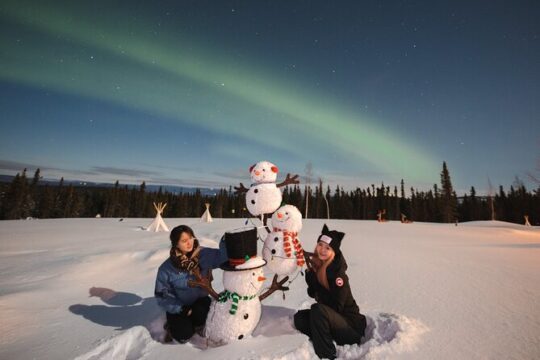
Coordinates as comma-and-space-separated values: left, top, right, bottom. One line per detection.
218, 290, 257, 315
273, 228, 305, 267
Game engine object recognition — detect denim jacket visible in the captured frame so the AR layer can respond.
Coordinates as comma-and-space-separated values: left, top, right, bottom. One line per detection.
154, 238, 227, 314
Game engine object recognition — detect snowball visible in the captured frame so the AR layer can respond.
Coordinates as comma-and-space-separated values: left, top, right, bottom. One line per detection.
250, 161, 278, 184
271, 204, 303, 232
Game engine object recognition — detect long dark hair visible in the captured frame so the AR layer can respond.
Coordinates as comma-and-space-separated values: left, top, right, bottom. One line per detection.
169, 225, 200, 257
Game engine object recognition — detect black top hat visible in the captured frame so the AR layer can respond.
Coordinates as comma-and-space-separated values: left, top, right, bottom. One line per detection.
317, 224, 345, 254
220, 227, 266, 271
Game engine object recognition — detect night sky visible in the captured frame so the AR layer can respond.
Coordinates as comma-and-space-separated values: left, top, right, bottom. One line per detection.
1, 1, 539, 194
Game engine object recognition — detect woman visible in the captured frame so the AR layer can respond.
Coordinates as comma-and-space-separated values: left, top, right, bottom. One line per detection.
294, 224, 367, 359
154, 225, 227, 343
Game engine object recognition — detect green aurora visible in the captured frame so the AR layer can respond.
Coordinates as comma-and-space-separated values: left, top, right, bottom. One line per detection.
1, 1, 440, 183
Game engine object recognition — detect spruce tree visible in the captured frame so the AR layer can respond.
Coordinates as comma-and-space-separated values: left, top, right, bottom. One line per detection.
440, 161, 458, 223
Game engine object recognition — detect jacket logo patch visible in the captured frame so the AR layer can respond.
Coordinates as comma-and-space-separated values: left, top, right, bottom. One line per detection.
336, 277, 344, 287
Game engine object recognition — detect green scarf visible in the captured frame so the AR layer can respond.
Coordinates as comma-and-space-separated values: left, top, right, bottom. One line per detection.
218, 290, 257, 315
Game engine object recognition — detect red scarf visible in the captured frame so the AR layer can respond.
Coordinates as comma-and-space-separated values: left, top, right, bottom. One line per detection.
273, 228, 305, 267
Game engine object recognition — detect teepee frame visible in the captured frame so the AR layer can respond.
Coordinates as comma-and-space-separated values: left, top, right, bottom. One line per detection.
147, 202, 169, 232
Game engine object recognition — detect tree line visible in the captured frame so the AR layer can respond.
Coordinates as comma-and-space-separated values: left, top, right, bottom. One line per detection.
0, 162, 538, 225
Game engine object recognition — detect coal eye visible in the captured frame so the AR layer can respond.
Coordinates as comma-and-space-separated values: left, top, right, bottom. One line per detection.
263, 169, 266, 171
285, 212, 289, 215
252, 272, 255, 276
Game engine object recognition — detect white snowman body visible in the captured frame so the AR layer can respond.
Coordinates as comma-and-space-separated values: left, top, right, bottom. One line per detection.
205, 263, 266, 344
245, 161, 282, 217
263, 205, 304, 276
263, 231, 296, 275
246, 183, 282, 217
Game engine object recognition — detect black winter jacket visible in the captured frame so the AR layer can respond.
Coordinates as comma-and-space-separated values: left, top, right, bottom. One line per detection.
305, 252, 364, 332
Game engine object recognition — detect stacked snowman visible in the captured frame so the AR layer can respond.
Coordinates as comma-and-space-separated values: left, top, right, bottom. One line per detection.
235, 161, 299, 223
202, 227, 288, 345
263, 204, 305, 277
195, 161, 301, 346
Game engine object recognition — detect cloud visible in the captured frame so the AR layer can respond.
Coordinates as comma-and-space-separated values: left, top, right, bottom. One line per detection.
145, 176, 230, 188
211, 169, 249, 181
91, 166, 160, 177
139, 163, 204, 173
0, 159, 61, 173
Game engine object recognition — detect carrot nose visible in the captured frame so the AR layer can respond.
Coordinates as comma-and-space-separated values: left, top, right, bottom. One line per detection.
277, 212, 283, 219
258, 276, 266, 282
255, 170, 261, 176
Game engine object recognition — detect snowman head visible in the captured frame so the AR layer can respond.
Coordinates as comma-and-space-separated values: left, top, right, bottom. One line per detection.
223, 266, 266, 296
249, 161, 279, 183
272, 204, 302, 232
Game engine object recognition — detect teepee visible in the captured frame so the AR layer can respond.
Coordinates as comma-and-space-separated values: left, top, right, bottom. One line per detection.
147, 202, 169, 232
201, 203, 213, 223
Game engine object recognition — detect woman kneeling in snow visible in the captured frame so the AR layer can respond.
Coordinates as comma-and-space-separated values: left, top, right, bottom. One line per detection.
294, 224, 367, 360
154, 225, 227, 343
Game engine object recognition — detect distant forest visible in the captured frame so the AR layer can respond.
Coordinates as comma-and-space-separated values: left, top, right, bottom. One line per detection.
1, 162, 539, 225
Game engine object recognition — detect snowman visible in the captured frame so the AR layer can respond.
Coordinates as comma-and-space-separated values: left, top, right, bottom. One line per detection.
193, 227, 288, 345
234, 161, 300, 219
263, 204, 305, 276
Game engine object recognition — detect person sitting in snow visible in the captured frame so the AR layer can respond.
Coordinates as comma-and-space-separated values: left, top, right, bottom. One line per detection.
294, 224, 367, 360
154, 225, 227, 343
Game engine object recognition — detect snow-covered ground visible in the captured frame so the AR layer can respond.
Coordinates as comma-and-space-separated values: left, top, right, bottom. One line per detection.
1, 218, 539, 359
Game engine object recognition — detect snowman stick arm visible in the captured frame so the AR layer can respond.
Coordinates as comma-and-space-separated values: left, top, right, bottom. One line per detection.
259, 275, 290, 301
276, 173, 300, 188
188, 268, 220, 300
234, 182, 249, 194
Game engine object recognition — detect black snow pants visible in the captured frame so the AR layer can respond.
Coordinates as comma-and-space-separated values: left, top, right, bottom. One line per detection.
294, 303, 366, 360
166, 296, 211, 342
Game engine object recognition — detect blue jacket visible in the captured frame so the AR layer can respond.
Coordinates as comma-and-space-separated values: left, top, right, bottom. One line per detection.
154, 239, 227, 314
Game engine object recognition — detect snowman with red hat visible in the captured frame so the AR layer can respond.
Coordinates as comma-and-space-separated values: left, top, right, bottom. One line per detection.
263, 204, 305, 277
191, 227, 289, 345
234, 161, 299, 223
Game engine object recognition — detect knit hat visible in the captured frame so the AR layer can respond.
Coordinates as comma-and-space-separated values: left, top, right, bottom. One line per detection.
317, 224, 345, 254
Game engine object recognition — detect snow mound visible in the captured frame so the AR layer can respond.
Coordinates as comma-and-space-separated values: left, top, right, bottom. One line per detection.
74, 326, 154, 360
258, 312, 427, 360
340, 312, 429, 359
253, 305, 298, 337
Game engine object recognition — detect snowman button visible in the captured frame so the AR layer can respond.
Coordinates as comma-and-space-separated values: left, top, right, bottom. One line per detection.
254, 189, 258, 193
238, 334, 244, 340
244, 313, 249, 319
251, 200, 256, 204
274, 237, 279, 242
271, 249, 276, 254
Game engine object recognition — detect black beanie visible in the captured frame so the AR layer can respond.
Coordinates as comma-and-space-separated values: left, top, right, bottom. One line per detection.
317, 224, 345, 254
